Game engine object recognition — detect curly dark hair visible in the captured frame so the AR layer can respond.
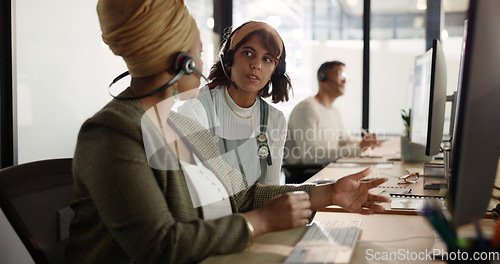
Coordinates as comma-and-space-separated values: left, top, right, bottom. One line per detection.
207, 22, 292, 103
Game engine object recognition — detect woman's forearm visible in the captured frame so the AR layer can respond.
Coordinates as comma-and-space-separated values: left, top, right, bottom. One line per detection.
310, 183, 333, 210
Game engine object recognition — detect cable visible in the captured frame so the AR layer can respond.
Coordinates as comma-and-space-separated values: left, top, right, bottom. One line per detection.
220, 59, 239, 90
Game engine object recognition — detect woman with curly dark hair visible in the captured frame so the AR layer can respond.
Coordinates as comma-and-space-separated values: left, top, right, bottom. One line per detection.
179, 21, 292, 185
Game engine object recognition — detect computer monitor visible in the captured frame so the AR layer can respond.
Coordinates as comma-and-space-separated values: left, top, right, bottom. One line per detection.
448, 0, 500, 226
409, 39, 447, 156
447, 20, 467, 140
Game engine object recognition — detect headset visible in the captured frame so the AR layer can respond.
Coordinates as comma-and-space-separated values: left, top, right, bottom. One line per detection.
218, 24, 279, 171
317, 71, 328, 82
108, 52, 206, 100
219, 24, 286, 90
317, 61, 347, 83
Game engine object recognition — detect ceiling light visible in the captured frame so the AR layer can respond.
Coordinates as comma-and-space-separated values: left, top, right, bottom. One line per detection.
206, 18, 214, 29
417, 0, 427, 10
442, 29, 449, 40
345, 0, 360, 7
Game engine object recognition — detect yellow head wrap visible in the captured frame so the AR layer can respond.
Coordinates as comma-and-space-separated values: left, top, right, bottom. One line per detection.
97, 0, 199, 77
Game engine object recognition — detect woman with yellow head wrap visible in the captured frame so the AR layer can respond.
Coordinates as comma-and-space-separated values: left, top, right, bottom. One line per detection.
66, 1, 390, 263
98, 0, 199, 77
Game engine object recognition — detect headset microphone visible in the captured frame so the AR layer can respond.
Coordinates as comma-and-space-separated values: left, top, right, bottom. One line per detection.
108, 52, 207, 100
192, 67, 209, 83
220, 58, 240, 90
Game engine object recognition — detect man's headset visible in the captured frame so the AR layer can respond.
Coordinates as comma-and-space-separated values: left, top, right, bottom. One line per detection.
219, 24, 286, 90
318, 69, 347, 83
317, 71, 328, 82
108, 52, 207, 100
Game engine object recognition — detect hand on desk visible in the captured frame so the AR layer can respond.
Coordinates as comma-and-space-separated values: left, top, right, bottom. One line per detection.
360, 133, 383, 152
243, 167, 390, 238
261, 191, 312, 231
311, 167, 390, 214
243, 191, 312, 236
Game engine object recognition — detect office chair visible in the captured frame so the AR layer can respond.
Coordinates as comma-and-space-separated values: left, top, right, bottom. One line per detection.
282, 162, 330, 184
0, 158, 74, 264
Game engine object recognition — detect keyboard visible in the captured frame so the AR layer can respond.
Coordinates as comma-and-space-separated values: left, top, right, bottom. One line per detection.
284, 219, 362, 264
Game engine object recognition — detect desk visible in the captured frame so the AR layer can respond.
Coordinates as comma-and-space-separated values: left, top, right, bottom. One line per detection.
203, 156, 497, 263
309, 159, 496, 216
310, 158, 442, 195
204, 151, 448, 264
308, 159, 442, 214
202, 212, 448, 264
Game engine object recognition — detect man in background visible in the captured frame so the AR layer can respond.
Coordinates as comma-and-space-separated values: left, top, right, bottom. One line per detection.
284, 61, 380, 165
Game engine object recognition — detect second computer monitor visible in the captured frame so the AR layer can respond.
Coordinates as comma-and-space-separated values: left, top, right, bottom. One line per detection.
410, 39, 447, 156
448, 0, 500, 226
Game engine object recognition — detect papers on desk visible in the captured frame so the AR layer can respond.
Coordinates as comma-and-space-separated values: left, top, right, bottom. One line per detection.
390, 194, 446, 210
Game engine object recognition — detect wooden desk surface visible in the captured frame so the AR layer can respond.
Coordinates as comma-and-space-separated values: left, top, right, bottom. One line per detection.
308, 159, 441, 196
202, 156, 497, 263
307, 159, 444, 214
307, 159, 496, 217
202, 212, 447, 264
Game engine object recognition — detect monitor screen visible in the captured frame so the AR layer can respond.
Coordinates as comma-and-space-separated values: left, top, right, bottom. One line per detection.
448, 0, 500, 226
410, 39, 447, 156
448, 20, 468, 139
409, 49, 432, 148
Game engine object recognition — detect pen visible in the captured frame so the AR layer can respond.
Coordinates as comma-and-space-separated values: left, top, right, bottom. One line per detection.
404, 188, 412, 194
378, 190, 387, 195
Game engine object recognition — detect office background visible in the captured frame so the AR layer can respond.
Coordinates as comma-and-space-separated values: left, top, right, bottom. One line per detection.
1, 0, 467, 166
0, 1, 472, 263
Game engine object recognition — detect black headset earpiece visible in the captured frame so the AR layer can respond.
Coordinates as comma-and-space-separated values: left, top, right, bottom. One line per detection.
221, 50, 234, 67
220, 25, 237, 68
175, 52, 195, 75
220, 28, 239, 89
176, 52, 208, 83
108, 52, 207, 100
318, 72, 327, 82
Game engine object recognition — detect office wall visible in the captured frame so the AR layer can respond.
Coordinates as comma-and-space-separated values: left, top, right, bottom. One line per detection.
14, 0, 215, 165
15, 0, 124, 164
13, 0, 463, 163
370, 37, 462, 136
12, 3, 464, 157
272, 37, 462, 137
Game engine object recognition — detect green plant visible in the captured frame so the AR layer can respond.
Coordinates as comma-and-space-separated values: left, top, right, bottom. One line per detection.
401, 109, 411, 137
